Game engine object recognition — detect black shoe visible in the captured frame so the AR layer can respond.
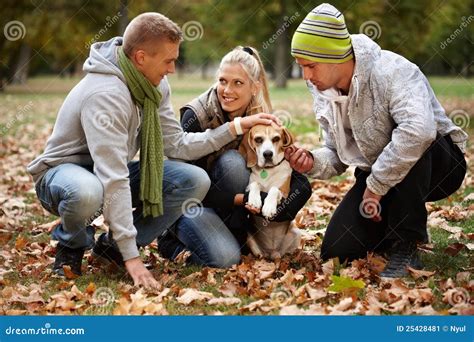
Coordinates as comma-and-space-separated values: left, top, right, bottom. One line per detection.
53, 244, 85, 276
380, 240, 423, 278
157, 230, 186, 260
91, 233, 125, 268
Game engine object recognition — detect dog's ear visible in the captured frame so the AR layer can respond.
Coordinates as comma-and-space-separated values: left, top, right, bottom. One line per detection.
238, 130, 257, 168
282, 127, 294, 147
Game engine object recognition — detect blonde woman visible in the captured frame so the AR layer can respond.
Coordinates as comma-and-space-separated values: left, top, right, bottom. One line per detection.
157, 46, 311, 259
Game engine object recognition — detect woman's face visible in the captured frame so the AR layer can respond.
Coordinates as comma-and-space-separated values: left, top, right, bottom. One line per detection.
217, 63, 255, 117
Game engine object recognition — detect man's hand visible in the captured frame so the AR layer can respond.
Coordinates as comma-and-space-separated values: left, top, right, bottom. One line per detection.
125, 257, 160, 289
361, 187, 382, 222
284, 146, 314, 173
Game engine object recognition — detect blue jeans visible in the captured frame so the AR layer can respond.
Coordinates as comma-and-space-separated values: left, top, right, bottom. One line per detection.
204, 150, 251, 247
35, 160, 240, 268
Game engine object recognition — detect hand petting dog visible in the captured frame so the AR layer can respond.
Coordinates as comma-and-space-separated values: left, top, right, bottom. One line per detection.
229, 113, 281, 136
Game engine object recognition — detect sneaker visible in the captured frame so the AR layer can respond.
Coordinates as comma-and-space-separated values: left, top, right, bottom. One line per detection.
91, 233, 125, 268
157, 230, 186, 260
380, 240, 423, 278
53, 244, 85, 276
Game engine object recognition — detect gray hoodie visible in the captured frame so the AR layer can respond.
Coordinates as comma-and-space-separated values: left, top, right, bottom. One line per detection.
27, 37, 236, 260
307, 34, 468, 195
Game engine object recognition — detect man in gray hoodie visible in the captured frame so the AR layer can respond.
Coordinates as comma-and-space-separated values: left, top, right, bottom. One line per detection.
28, 13, 276, 288
286, 4, 468, 277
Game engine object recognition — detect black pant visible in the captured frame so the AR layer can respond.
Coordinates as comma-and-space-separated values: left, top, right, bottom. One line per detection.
321, 134, 466, 262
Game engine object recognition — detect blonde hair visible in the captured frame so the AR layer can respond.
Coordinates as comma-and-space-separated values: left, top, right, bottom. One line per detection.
123, 12, 183, 56
217, 46, 272, 115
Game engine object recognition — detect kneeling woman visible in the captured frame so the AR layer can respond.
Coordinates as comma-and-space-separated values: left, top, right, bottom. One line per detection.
158, 46, 311, 262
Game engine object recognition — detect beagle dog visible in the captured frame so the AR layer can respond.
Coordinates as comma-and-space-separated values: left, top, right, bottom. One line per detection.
239, 123, 301, 260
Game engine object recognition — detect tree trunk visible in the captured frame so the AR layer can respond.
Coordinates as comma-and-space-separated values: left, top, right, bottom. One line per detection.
274, 1, 289, 88
11, 43, 31, 84
118, 0, 129, 35
201, 60, 209, 80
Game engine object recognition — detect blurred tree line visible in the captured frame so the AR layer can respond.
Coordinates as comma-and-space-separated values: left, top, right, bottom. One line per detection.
0, 0, 472, 91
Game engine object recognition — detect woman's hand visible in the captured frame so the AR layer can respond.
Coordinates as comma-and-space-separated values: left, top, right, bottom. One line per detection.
230, 113, 280, 135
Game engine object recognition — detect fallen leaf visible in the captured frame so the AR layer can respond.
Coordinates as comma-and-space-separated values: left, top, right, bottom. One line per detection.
407, 267, 436, 279
85, 282, 96, 295
177, 288, 213, 305
207, 297, 241, 306
218, 282, 238, 297
444, 243, 467, 256
253, 259, 276, 280
62, 265, 79, 279
15, 235, 27, 250
305, 284, 327, 301
462, 193, 474, 202
328, 275, 365, 293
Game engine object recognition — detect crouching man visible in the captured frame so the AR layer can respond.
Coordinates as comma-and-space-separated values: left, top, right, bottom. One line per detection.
286, 4, 467, 277
28, 12, 277, 287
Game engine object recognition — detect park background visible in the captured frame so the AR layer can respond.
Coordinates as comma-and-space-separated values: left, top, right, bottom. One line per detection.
0, 0, 472, 315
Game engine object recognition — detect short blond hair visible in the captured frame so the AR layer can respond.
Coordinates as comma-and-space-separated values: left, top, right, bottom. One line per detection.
123, 12, 183, 56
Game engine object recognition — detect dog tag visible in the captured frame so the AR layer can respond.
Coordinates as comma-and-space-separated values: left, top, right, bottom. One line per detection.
260, 169, 268, 179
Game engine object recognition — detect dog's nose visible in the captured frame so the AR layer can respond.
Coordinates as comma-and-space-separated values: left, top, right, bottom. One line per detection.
263, 150, 273, 160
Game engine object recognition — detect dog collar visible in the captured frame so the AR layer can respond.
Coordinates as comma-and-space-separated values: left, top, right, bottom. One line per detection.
258, 158, 286, 179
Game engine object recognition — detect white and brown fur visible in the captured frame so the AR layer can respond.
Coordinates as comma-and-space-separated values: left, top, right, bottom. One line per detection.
239, 123, 301, 260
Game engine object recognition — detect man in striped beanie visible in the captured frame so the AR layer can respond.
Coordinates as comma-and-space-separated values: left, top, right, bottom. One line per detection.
286, 3, 468, 278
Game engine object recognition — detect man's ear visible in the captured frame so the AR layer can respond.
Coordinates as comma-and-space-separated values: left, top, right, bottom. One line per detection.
238, 130, 257, 168
282, 127, 294, 147
131, 49, 146, 69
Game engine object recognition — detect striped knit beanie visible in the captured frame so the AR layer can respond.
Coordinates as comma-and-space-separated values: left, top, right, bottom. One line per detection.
291, 3, 353, 64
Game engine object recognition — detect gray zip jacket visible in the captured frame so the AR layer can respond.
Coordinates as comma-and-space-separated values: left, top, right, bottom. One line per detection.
27, 37, 236, 260
306, 34, 468, 196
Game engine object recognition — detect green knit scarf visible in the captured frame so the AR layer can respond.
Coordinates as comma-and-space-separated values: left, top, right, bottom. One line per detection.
118, 47, 163, 217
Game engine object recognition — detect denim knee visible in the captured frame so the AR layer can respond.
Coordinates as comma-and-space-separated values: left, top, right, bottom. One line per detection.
209, 245, 241, 268
185, 165, 211, 202
176, 208, 241, 268
63, 177, 103, 220
212, 150, 250, 193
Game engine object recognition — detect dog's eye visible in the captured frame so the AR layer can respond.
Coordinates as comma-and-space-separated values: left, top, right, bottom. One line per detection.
272, 137, 281, 143
254, 137, 263, 144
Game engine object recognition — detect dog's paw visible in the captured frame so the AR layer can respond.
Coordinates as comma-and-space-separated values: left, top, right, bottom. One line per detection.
262, 201, 277, 219
247, 192, 262, 210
